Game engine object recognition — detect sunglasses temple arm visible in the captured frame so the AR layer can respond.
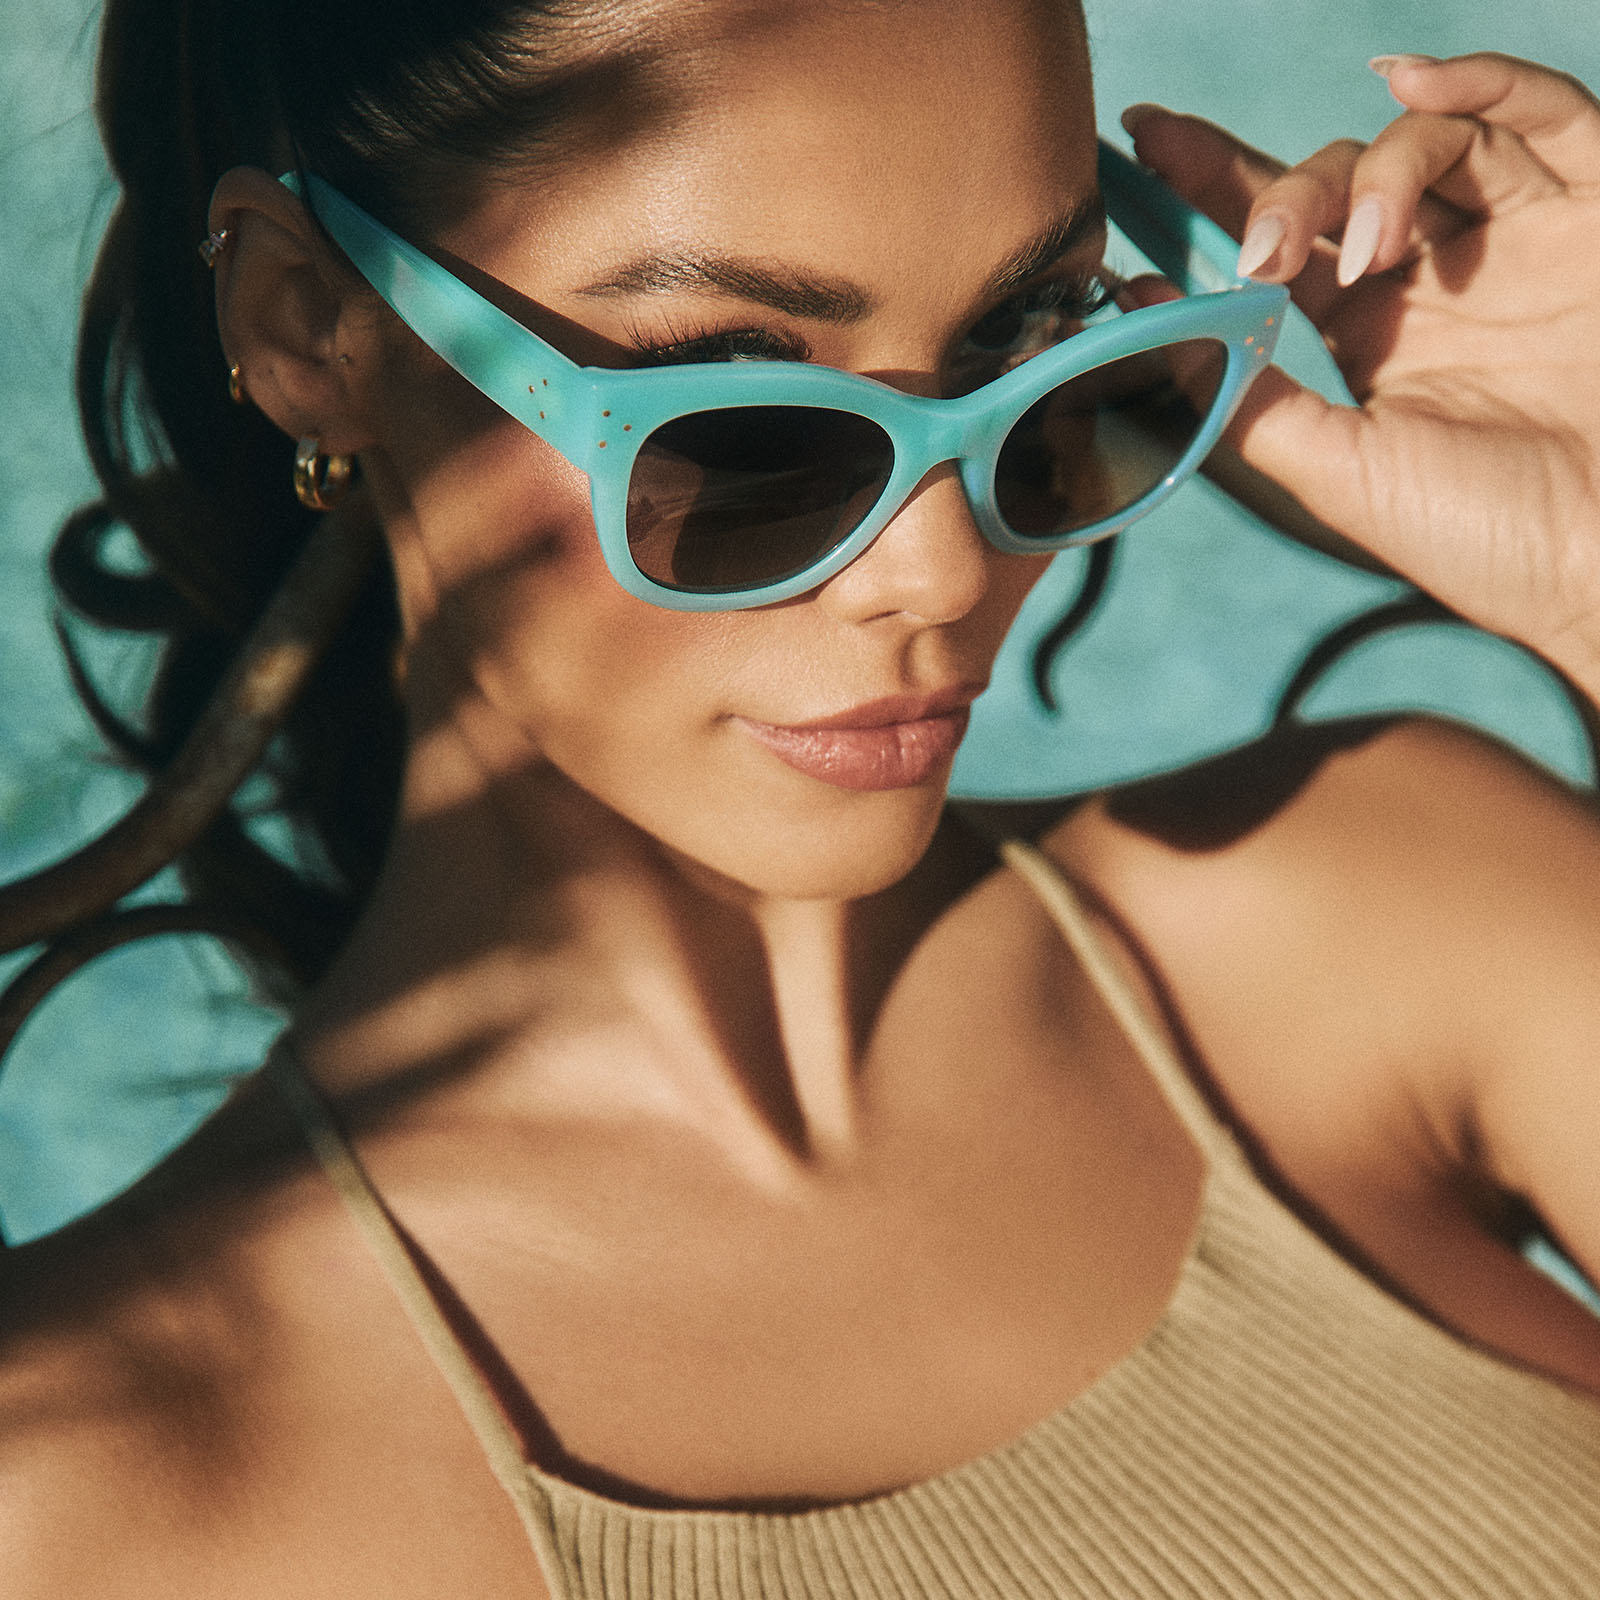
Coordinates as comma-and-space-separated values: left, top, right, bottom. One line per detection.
1097, 140, 1245, 294
279, 172, 599, 465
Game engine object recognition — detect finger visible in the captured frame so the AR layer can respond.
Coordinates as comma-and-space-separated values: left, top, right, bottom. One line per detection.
1237, 127, 1475, 287
1119, 105, 1284, 241
1337, 112, 1496, 281
1363, 69, 1573, 222
1119, 108, 1346, 320
1380, 52, 1600, 188
1222, 363, 1376, 549
1114, 271, 1182, 312
1236, 137, 1368, 279
1415, 122, 1569, 216
1199, 442, 1398, 576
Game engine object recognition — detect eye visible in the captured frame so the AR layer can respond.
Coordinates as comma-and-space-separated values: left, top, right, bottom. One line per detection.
960, 272, 1120, 368
966, 297, 1035, 352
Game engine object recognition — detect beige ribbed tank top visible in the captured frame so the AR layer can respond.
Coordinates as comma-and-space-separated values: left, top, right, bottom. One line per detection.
266, 840, 1600, 1598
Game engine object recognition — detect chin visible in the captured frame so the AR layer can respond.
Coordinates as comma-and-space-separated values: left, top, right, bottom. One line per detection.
671, 781, 952, 903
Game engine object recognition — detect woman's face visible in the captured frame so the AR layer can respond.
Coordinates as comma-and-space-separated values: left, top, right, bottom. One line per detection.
360, 0, 1099, 901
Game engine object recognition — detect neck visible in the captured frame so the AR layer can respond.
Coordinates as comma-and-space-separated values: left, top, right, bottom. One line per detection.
289, 709, 994, 1175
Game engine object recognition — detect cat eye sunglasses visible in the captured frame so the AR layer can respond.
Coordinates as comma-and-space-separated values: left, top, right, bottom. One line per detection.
285, 144, 1288, 611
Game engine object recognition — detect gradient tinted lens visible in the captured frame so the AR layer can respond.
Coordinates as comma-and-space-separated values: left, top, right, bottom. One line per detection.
626, 406, 895, 594
994, 339, 1228, 538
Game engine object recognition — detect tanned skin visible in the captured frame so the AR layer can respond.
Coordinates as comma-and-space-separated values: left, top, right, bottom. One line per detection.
6, 13, 1600, 1598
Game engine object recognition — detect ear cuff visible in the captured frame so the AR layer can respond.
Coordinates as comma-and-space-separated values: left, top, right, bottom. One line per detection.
199, 229, 232, 268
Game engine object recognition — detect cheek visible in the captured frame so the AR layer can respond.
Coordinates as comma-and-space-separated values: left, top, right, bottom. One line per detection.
463, 566, 880, 895
399, 406, 598, 601
441, 531, 946, 896
364, 346, 952, 896
394, 392, 1053, 897
406, 418, 750, 817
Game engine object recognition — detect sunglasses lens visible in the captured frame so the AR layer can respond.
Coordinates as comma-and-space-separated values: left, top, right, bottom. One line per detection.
995, 339, 1228, 539
626, 406, 895, 594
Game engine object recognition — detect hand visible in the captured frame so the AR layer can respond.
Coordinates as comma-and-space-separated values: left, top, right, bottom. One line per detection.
1123, 54, 1600, 699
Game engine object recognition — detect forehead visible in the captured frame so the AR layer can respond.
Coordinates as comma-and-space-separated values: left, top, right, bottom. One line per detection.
449, 0, 1098, 302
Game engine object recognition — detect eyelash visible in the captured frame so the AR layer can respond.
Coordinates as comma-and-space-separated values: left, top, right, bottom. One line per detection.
963, 272, 1119, 353
626, 320, 810, 366
624, 270, 1121, 370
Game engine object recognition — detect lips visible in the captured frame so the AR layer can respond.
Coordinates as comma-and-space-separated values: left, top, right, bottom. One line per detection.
735, 687, 980, 791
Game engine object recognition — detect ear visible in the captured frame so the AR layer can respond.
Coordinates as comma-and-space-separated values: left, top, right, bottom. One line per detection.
208, 167, 379, 454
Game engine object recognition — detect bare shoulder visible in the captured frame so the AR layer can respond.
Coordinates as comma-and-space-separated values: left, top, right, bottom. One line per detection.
1047, 713, 1600, 1065
0, 1073, 558, 1599
0, 1223, 225, 1591
967, 712, 1600, 1132
0, 1083, 360, 1595
1035, 714, 1600, 1261
1034, 716, 1600, 1381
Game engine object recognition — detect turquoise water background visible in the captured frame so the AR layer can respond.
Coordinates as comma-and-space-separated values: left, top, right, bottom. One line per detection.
2, 2, 1599, 1241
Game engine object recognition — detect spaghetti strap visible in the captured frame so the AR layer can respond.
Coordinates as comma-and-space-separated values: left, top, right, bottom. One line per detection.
262, 1041, 565, 1584
1000, 839, 1237, 1166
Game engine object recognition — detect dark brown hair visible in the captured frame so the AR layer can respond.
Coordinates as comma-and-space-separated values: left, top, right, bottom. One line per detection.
56, 0, 624, 989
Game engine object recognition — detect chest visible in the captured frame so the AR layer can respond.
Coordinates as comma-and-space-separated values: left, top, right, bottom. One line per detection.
102, 1074, 1202, 1599
365, 1029, 1206, 1509
83, 854, 1600, 1593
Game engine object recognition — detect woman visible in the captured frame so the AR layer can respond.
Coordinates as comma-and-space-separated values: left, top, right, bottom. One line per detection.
3, 0, 1600, 1593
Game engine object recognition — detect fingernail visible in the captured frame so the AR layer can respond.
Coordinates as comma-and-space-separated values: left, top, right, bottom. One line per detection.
1120, 102, 1171, 136
1236, 214, 1287, 279
1369, 53, 1441, 77
1338, 196, 1384, 286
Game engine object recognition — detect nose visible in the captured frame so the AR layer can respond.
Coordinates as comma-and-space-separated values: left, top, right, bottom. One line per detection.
818, 459, 992, 626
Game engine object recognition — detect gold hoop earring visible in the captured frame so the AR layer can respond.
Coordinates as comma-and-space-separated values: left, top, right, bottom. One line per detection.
293, 438, 355, 511
227, 364, 246, 405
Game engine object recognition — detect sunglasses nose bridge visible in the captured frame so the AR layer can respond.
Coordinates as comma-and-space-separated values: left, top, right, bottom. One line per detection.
853, 397, 1013, 561
895, 392, 1009, 488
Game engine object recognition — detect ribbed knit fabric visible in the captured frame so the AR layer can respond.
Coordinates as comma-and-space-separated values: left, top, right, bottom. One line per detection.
268, 842, 1600, 1598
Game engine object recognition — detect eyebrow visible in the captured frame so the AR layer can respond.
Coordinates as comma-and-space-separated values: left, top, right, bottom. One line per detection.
578, 252, 873, 322
573, 190, 1107, 324
983, 191, 1108, 300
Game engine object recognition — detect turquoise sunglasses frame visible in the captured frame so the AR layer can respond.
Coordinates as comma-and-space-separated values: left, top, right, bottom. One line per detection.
284, 144, 1289, 612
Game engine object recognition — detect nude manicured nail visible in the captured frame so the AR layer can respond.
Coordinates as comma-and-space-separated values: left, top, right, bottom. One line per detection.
1236, 214, 1287, 279
1338, 197, 1384, 286
1120, 102, 1171, 136
1368, 54, 1441, 77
